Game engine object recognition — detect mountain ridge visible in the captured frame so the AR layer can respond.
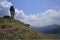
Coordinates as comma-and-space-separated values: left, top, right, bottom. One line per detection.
31, 24, 60, 34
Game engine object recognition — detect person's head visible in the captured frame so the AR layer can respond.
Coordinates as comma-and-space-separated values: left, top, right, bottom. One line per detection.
10, 6, 15, 11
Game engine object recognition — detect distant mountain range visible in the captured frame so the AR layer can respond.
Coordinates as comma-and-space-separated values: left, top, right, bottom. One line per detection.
31, 24, 60, 34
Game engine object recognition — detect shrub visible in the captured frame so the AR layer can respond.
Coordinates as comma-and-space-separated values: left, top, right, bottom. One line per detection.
24, 24, 30, 27
1, 24, 10, 29
3, 15, 11, 19
0, 19, 4, 22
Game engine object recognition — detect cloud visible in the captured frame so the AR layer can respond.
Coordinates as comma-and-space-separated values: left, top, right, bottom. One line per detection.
0, 0, 60, 27
15, 9, 26, 21
15, 9, 60, 26
0, 0, 7, 2
21, 9, 60, 26
0, 0, 12, 17
28, 9, 60, 26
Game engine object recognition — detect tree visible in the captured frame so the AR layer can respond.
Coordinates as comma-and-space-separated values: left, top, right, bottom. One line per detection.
10, 6, 15, 18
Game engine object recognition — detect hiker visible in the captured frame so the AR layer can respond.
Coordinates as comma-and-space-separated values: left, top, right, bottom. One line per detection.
10, 6, 15, 18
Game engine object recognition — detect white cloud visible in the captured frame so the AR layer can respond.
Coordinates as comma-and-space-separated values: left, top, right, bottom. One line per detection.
15, 9, 26, 21
15, 9, 60, 26
0, 0, 12, 17
0, 0, 12, 8
0, 0, 60, 27
19, 9, 60, 26
0, 0, 7, 2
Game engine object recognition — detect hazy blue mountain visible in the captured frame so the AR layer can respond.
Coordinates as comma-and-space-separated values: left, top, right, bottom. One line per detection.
31, 24, 60, 34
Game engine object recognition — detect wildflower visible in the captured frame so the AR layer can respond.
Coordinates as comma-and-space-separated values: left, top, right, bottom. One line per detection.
2, 31, 6, 35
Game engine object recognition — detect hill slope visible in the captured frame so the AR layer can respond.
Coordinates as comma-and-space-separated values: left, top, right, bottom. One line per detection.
0, 17, 51, 40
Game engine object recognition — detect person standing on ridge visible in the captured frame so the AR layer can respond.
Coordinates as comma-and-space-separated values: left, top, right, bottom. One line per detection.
10, 6, 15, 18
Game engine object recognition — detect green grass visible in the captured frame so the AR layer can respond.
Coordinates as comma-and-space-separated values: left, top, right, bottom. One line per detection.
0, 17, 59, 40
0, 24, 10, 28
0, 19, 4, 22
3, 15, 11, 19
46, 34, 60, 39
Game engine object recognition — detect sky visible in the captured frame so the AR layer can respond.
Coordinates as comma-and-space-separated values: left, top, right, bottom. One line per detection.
8, 0, 60, 15
0, 0, 60, 27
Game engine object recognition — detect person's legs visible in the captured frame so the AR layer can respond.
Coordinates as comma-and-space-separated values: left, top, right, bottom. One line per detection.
11, 11, 12, 18
10, 11, 15, 18
11, 11, 15, 18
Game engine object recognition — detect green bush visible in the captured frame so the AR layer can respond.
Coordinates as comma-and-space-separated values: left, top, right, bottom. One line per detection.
1, 24, 10, 29
0, 19, 4, 22
24, 24, 30, 27
3, 15, 11, 19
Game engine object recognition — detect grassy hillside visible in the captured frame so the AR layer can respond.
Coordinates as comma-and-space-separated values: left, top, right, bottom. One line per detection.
0, 16, 59, 40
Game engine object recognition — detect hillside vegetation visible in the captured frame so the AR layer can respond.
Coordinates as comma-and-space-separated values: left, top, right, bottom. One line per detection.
0, 16, 59, 40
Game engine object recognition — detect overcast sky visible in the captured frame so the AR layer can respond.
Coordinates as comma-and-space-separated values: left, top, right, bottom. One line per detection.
0, 0, 60, 27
